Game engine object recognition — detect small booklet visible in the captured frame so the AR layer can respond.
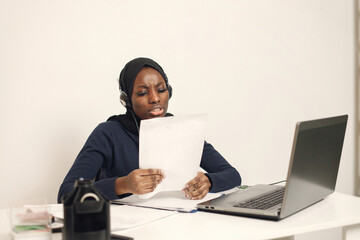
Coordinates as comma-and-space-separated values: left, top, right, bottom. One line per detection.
112, 190, 223, 213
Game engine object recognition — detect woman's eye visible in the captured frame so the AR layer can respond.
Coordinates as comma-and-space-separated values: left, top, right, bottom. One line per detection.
158, 89, 167, 93
136, 92, 147, 96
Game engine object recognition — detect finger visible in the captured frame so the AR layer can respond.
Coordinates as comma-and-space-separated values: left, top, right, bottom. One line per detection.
183, 183, 203, 198
185, 174, 202, 188
188, 185, 209, 200
130, 174, 161, 187
139, 177, 162, 188
141, 174, 164, 183
140, 168, 164, 175
184, 172, 206, 193
185, 183, 198, 192
190, 191, 208, 200
137, 186, 157, 194
135, 180, 162, 194
184, 174, 211, 199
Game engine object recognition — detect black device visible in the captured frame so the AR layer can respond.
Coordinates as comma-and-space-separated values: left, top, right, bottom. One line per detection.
62, 178, 110, 240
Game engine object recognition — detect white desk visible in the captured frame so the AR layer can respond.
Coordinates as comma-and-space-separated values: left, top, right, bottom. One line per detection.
1, 192, 360, 240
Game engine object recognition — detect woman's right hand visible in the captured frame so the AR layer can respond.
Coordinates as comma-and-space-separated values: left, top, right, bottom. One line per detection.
115, 169, 165, 195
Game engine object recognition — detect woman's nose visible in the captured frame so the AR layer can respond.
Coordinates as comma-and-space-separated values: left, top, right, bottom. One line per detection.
148, 89, 160, 103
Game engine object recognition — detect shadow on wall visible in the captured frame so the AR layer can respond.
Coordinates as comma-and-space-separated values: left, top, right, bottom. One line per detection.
355, 0, 360, 197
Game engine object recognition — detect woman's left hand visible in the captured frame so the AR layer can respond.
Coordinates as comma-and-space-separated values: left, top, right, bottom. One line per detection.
182, 171, 211, 200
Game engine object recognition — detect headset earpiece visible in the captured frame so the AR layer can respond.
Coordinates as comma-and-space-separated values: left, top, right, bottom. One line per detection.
163, 73, 172, 99
167, 84, 173, 98
120, 90, 131, 108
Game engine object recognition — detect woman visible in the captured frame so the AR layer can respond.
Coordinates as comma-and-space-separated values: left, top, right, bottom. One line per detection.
58, 57, 241, 202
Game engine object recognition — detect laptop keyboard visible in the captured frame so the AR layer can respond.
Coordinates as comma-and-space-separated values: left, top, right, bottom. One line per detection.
233, 188, 285, 210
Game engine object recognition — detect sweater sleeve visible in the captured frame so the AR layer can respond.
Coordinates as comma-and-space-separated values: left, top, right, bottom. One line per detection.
200, 142, 241, 193
57, 123, 118, 203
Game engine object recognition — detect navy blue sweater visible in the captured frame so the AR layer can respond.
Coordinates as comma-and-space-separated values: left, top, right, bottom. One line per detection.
58, 120, 241, 202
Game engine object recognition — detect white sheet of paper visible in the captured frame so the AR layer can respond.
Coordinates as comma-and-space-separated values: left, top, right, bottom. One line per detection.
139, 114, 207, 199
50, 204, 176, 231
113, 190, 223, 212
110, 204, 177, 230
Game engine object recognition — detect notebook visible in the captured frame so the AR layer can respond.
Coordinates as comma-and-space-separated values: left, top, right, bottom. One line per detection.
197, 115, 348, 220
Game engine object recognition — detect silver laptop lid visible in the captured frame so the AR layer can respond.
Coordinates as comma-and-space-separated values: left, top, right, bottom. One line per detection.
280, 115, 348, 218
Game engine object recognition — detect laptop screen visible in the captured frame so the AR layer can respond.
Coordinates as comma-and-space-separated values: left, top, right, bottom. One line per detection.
280, 115, 348, 218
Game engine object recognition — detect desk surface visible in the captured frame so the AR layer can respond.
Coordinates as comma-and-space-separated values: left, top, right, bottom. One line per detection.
116, 192, 360, 240
1, 192, 360, 240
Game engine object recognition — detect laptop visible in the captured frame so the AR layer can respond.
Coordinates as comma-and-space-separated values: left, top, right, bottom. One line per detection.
197, 115, 348, 220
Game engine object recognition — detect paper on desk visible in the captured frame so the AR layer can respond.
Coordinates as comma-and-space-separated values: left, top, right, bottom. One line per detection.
110, 204, 176, 231
112, 190, 223, 212
139, 114, 208, 199
49, 204, 176, 231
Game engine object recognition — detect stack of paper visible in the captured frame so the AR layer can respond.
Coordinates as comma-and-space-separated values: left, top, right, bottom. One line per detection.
112, 191, 222, 213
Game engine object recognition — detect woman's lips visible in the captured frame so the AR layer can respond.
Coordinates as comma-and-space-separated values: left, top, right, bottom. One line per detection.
149, 107, 164, 116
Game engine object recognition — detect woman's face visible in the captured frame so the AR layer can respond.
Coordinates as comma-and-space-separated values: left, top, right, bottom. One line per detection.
131, 67, 169, 120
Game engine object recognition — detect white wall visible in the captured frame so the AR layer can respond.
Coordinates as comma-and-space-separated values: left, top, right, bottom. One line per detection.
0, 0, 356, 220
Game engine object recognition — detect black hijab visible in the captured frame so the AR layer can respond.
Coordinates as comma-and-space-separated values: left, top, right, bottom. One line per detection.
108, 57, 173, 136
